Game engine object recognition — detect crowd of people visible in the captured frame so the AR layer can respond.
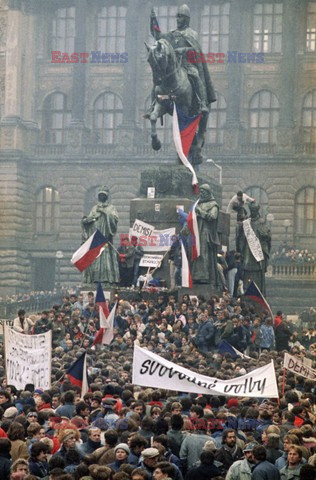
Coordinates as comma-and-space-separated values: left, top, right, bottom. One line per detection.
0, 290, 315, 480
271, 248, 316, 265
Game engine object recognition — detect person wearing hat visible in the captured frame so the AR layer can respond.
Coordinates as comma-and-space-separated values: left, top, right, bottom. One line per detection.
101, 398, 119, 428
107, 443, 130, 472
138, 448, 161, 480
89, 395, 103, 424
225, 442, 257, 480
3, 407, 18, 421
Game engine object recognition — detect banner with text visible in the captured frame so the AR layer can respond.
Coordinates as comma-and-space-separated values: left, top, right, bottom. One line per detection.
133, 345, 279, 398
131, 219, 155, 240
4, 325, 52, 390
139, 254, 164, 268
129, 227, 176, 252
243, 218, 264, 262
284, 352, 316, 381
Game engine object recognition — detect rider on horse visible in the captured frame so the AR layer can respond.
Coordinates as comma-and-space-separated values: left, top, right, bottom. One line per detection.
148, 4, 216, 116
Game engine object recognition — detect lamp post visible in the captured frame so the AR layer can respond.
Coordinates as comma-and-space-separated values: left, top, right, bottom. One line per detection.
55, 250, 64, 290
206, 158, 222, 184
266, 213, 274, 230
283, 219, 291, 248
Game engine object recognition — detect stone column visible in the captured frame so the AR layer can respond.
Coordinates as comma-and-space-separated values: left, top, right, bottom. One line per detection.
117, 0, 140, 152
66, 0, 90, 153
223, 0, 250, 151
277, 0, 299, 149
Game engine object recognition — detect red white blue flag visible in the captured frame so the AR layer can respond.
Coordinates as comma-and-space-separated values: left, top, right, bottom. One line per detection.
244, 281, 274, 320
71, 230, 108, 272
187, 200, 200, 260
66, 352, 89, 396
93, 283, 110, 345
150, 11, 161, 37
181, 240, 192, 288
172, 102, 201, 193
102, 301, 117, 345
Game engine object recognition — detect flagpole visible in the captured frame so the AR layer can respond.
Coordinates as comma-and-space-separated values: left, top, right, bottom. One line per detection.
281, 367, 287, 397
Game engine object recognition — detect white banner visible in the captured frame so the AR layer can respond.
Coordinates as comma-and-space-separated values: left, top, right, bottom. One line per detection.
131, 219, 155, 240
243, 218, 264, 262
284, 353, 316, 381
129, 227, 176, 252
132, 345, 279, 398
139, 254, 163, 268
4, 325, 52, 390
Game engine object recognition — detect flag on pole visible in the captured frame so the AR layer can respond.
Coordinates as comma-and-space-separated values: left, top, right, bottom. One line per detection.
244, 281, 274, 320
172, 102, 201, 193
66, 352, 89, 396
102, 301, 117, 345
187, 200, 200, 260
181, 240, 192, 288
150, 10, 161, 38
71, 230, 108, 272
218, 340, 251, 360
93, 283, 110, 346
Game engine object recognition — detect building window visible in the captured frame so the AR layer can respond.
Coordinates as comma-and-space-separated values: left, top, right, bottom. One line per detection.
253, 3, 283, 53
35, 187, 60, 234
249, 90, 279, 143
200, 3, 230, 53
306, 2, 316, 51
97, 6, 126, 52
302, 90, 316, 143
93, 92, 123, 144
206, 93, 226, 144
52, 7, 75, 52
245, 186, 269, 219
149, 5, 177, 39
42, 93, 71, 144
295, 187, 316, 235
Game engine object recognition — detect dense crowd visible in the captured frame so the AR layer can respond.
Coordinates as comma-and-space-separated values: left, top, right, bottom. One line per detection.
0, 290, 315, 480
271, 248, 316, 265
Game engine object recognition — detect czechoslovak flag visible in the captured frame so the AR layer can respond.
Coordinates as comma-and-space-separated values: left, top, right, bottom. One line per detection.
102, 301, 117, 345
66, 352, 89, 397
93, 283, 110, 346
71, 230, 108, 272
187, 200, 200, 260
181, 240, 192, 288
244, 281, 274, 321
172, 102, 201, 193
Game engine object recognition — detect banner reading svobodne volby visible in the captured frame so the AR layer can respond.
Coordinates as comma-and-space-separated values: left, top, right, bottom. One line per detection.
4, 325, 52, 390
133, 345, 279, 398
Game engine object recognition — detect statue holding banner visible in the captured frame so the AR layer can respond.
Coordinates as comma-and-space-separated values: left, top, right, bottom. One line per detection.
81, 186, 120, 285
240, 204, 271, 295
191, 184, 220, 287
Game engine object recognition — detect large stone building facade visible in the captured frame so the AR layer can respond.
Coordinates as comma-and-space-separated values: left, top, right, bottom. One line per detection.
0, 0, 315, 294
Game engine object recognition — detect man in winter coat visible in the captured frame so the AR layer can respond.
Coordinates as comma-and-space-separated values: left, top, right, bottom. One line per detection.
195, 313, 214, 353
184, 451, 221, 480
225, 442, 257, 480
252, 445, 281, 480
214, 429, 243, 473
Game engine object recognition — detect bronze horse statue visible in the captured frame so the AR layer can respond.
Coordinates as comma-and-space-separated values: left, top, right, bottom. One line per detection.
145, 39, 209, 165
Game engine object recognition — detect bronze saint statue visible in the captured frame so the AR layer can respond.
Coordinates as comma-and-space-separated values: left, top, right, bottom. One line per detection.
145, 4, 216, 164
81, 186, 120, 285
240, 203, 271, 295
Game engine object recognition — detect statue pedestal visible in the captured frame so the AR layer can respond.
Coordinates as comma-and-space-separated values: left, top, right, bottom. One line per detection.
129, 166, 229, 291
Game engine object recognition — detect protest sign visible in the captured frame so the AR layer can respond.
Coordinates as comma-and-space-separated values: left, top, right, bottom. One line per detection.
139, 254, 163, 268
131, 219, 155, 239
4, 325, 52, 390
243, 218, 264, 262
133, 345, 279, 398
128, 227, 176, 251
284, 352, 316, 380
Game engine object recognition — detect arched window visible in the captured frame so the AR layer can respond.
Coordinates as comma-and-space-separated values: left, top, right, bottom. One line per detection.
249, 90, 279, 143
206, 93, 226, 144
35, 187, 60, 234
97, 6, 127, 52
93, 93, 123, 144
51, 7, 75, 52
42, 93, 71, 144
295, 187, 316, 235
302, 90, 316, 143
245, 186, 269, 219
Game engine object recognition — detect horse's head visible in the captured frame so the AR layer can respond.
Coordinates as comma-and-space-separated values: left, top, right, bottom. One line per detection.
145, 39, 176, 84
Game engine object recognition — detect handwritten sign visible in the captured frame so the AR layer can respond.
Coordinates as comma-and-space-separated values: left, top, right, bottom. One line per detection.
4, 325, 52, 390
132, 345, 279, 398
284, 353, 316, 380
131, 219, 155, 239
243, 218, 264, 262
139, 254, 163, 268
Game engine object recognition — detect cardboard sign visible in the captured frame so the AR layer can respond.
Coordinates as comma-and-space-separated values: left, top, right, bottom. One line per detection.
139, 254, 163, 268
131, 219, 155, 239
